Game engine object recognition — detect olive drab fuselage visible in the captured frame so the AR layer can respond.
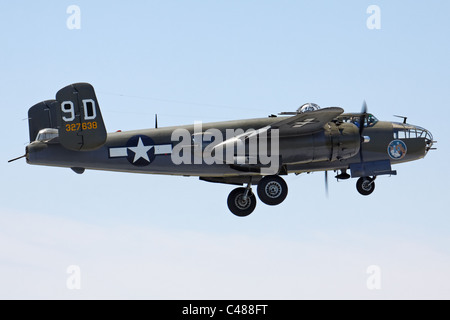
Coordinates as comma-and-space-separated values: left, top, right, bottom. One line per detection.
21, 83, 435, 216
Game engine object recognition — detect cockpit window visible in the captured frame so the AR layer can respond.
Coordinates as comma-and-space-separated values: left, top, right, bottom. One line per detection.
367, 114, 377, 126
339, 113, 378, 128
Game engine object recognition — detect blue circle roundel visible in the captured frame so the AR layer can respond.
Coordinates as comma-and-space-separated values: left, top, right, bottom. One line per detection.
126, 135, 155, 166
387, 140, 407, 160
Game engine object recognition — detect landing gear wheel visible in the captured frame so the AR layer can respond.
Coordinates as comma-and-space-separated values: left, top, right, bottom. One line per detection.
356, 177, 375, 196
227, 187, 257, 217
257, 175, 288, 206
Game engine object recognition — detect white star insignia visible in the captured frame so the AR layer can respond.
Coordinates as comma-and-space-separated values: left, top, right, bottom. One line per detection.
128, 137, 153, 163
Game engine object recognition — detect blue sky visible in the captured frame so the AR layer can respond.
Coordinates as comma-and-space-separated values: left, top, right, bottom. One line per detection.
1, 1, 449, 299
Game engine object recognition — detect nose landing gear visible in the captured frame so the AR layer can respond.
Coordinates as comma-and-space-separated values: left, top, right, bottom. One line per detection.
356, 176, 376, 195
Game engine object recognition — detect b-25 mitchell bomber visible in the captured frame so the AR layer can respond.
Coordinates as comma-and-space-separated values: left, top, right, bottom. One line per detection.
10, 83, 435, 216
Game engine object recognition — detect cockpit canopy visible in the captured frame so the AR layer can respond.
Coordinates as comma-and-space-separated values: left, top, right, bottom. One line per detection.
297, 103, 321, 113
35, 128, 58, 142
338, 113, 379, 128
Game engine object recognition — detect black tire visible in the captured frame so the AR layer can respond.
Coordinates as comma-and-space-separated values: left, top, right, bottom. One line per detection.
356, 177, 375, 196
257, 175, 288, 206
227, 187, 257, 217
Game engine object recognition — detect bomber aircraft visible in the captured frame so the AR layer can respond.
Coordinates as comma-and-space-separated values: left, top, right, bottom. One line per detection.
10, 83, 435, 216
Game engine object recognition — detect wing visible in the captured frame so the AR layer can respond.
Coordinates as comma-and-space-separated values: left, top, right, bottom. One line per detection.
212, 107, 344, 167
271, 107, 344, 137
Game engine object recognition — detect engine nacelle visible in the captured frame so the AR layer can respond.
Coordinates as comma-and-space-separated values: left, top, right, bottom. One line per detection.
279, 122, 360, 165
328, 122, 360, 161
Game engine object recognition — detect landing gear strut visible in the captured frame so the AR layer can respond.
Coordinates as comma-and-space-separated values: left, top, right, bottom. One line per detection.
356, 176, 376, 195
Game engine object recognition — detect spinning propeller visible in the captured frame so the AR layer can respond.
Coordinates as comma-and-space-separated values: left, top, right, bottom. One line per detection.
358, 100, 368, 163
324, 100, 369, 197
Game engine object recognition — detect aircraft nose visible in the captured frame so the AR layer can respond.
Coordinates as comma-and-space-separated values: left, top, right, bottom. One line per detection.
421, 127, 435, 153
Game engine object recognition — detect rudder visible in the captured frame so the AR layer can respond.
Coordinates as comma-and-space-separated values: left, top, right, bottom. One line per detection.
28, 100, 58, 142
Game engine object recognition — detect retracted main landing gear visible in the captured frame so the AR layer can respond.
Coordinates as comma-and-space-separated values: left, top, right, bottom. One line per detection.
356, 176, 376, 196
227, 175, 288, 217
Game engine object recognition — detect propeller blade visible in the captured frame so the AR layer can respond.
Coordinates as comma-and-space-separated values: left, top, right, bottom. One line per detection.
359, 100, 368, 163
325, 171, 329, 198
361, 100, 367, 114
359, 100, 367, 137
